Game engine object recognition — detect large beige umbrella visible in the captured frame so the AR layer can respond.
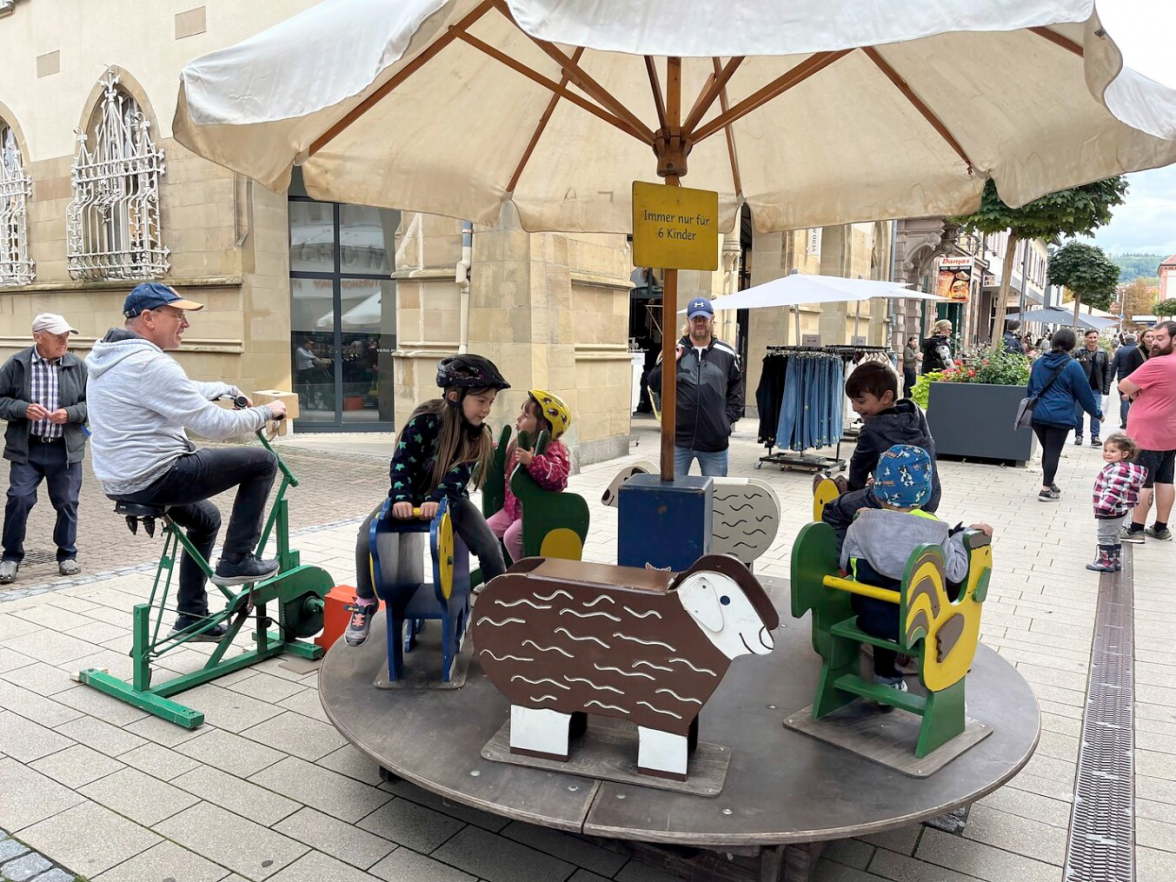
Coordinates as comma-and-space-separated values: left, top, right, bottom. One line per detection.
174, 0, 1176, 479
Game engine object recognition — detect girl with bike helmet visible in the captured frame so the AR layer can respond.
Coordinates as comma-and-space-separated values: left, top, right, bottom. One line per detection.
486, 390, 572, 563
347, 354, 511, 646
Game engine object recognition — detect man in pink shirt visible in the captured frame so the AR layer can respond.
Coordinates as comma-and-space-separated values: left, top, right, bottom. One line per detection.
1119, 320, 1176, 542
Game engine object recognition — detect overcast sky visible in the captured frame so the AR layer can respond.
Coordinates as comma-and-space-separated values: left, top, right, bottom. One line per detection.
1078, 0, 1176, 256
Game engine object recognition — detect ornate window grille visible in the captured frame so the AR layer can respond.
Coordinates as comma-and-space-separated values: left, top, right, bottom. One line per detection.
66, 72, 169, 281
0, 123, 34, 286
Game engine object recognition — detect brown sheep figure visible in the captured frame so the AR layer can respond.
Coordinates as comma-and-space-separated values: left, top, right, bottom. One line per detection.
472, 554, 780, 780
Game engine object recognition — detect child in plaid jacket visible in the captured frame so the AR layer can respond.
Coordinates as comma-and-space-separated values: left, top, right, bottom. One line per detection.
1088, 433, 1148, 573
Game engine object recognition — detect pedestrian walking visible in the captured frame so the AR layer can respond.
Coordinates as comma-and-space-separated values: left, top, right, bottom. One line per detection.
1072, 329, 1111, 446
901, 335, 919, 397
1109, 332, 1146, 428
647, 297, 743, 477
1003, 319, 1024, 354
921, 320, 954, 374
0, 314, 88, 582
1026, 328, 1102, 502
1118, 320, 1176, 543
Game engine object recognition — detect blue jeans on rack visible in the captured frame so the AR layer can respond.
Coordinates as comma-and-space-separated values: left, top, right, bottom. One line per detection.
674, 447, 729, 478
777, 358, 801, 451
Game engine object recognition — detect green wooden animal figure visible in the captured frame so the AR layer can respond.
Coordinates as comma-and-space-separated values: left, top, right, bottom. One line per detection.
790, 521, 992, 758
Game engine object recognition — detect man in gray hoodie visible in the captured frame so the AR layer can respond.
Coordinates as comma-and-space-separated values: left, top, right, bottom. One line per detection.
87, 284, 288, 640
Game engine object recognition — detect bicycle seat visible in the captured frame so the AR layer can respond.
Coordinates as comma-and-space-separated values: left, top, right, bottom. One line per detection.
114, 502, 169, 518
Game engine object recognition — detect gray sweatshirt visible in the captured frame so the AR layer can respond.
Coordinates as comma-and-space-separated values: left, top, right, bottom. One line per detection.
86, 330, 274, 495
840, 508, 969, 584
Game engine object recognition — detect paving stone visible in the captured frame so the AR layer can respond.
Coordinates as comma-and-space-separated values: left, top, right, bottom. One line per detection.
67, 648, 139, 681
19, 801, 160, 878
1138, 749, 1176, 781
249, 756, 391, 824
266, 850, 376, 882
226, 672, 306, 704
0, 614, 40, 642
34, 870, 81, 882
358, 798, 466, 854
867, 847, 981, 882
1137, 775, 1176, 807
976, 785, 1071, 829
0, 681, 82, 727
169, 683, 285, 733
961, 805, 1065, 866
274, 807, 395, 870
368, 847, 477, 882
431, 825, 574, 882
0, 661, 78, 696
276, 687, 330, 724
613, 861, 683, 882
175, 727, 285, 777
153, 802, 309, 881
0, 711, 74, 763
0, 839, 28, 861
915, 827, 1059, 882
92, 840, 231, 882
49, 684, 151, 726
0, 647, 35, 675
381, 779, 510, 832
1, 853, 50, 882
1137, 818, 1176, 854
29, 744, 124, 789
12, 605, 93, 632
118, 741, 202, 782
500, 821, 628, 877
240, 711, 346, 761
122, 714, 207, 748
81, 766, 200, 826
0, 758, 85, 831
856, 825, 921, 855
54, 715, 147, 757
0, 629, 100, 665
1138, 845, 1176, 882
316, 744, 383, 786
567, 872, 611, 882
812, 860, 877, 882
819, 838, 875, 871
172, 764, 301, 827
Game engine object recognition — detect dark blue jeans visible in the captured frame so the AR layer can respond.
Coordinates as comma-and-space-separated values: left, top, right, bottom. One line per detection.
3, 439, 82, 563
1074, 399, 1102, 440
116, 447, 276, 618
1120, 396, 1131, 428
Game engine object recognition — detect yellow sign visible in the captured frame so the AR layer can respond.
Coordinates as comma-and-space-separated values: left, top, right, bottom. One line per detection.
632, 181, 719, 271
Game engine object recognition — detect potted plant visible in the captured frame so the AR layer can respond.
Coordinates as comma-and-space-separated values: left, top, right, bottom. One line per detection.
919, 349, 1037, 465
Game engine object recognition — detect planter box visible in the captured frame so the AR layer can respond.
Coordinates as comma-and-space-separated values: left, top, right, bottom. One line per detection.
927, 382, 1037, 465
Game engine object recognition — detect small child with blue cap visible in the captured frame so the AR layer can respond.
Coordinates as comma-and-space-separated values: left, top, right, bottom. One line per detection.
841, 445, 993, 698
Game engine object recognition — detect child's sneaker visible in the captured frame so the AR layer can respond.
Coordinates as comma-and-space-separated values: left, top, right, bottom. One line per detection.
874, 674, 908, 712
344, 600, 378, 646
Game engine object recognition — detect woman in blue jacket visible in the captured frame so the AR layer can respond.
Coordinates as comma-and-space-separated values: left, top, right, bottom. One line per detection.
1028, 328, 1102, 501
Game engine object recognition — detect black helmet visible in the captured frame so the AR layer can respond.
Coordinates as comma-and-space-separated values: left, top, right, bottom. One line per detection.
436, 354, 511, 391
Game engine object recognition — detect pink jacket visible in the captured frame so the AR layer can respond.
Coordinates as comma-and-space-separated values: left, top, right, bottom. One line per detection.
502, 439, 570, 520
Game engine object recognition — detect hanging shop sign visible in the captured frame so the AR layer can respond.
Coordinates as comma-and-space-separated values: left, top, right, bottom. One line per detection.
936, 257, 974, 302
632, 182, 718, 271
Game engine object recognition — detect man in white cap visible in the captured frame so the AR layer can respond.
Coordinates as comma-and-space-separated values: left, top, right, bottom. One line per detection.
0, 313, 88, 583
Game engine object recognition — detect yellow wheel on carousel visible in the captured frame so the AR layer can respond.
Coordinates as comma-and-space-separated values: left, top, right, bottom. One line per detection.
437, 506, 455, 600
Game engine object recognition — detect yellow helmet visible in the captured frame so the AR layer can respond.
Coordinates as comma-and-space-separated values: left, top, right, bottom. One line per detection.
528, 389, 571, 439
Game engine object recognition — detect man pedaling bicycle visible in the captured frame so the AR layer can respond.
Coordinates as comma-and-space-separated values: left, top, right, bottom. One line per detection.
87, 283, 289, 642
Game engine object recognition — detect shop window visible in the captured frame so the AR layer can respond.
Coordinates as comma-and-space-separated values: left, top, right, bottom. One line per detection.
66, 71, 169, 281
0, 121, 34, 286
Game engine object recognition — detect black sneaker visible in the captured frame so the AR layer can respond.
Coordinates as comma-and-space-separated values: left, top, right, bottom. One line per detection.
168, 618, 228, 643
213, 554, 280, 586
1146, 525, 1173, 541
1090, 438, 1102, 447
1038, 488, 1060, 502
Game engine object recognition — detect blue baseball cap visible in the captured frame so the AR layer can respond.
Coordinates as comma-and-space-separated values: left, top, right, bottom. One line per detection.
123, 283, 204, 319
872, 444, 933, 509
687, 297, 714, 319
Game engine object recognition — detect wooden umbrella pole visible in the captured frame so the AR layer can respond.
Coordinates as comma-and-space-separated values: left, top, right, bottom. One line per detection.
659, 57, 683, 483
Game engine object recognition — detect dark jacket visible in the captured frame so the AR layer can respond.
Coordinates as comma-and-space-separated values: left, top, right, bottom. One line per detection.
1072, 346, 1111, 395
846, 399, 941, 513
647, 336, 743, 453
1027, 351, 1100, 429
0, 347, 88, 465
1002, 331, 1024, 354
1110, 343, 1147, 383
922, 335, 953, 373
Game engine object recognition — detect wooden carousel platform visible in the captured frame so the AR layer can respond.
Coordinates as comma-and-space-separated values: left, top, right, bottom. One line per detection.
320, 578, 1040, 881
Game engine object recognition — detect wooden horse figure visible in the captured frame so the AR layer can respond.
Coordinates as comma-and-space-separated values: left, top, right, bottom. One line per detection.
790, 520, 992, 758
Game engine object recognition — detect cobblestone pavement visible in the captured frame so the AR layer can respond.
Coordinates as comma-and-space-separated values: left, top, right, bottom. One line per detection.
0, 829, 76, 882
0, 415, 1172, 882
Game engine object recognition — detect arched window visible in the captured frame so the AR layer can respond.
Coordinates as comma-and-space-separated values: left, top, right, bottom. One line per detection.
66, 71, 169, 281
0, 119, 34, 286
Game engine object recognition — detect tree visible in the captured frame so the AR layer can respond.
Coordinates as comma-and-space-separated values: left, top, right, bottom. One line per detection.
1121, 278, 1159, 327
1047, 242, 1120, 325
954, 177, 1128, 340
1155, 299, 1176, 318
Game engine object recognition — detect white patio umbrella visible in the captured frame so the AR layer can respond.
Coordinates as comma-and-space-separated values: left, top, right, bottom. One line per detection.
173, 0, 1176, 479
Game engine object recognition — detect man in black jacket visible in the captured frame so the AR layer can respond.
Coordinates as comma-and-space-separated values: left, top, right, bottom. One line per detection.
0, 314, 88, 583
1003, 319, 1024, 354
647, 297, 743, 477
1109, 333, 1146, 428
1073, 329, 1111, 446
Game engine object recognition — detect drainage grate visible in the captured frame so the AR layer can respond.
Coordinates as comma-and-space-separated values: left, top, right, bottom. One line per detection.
1063, 543, 1134, 882
20, 550, 57, 565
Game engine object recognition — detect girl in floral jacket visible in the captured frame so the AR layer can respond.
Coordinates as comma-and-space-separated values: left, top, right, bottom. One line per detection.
487, 390, 572, 563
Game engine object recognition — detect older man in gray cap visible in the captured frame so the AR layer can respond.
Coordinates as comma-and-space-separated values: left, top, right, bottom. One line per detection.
0, 313, 88, 583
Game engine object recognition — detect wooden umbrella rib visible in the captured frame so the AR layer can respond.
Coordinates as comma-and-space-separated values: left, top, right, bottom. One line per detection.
861, 46, 973, 171
454, 30, 651, 143
507, 46, 584, 193
712, 57, 742, 196
645, 57, 668, 132
1029, 26, 1084, 57
691, 50, 850, 144
309, 0, 494, 156
683, 56, 744, 135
